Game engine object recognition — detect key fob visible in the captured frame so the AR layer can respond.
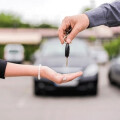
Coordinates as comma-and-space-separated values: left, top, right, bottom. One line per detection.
65, 43, 70, 58
65, 26, 72, 58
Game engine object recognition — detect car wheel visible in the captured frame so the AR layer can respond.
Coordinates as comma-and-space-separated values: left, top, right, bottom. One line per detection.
108, 71, 115, 85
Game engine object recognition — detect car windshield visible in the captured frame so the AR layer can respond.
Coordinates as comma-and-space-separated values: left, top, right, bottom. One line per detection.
41, 40, 89, 57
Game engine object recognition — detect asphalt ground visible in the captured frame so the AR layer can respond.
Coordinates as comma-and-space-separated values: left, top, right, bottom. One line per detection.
0, 63, 120, 120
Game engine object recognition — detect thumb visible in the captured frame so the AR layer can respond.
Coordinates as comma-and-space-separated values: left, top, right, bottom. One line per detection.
66, 26, 80, 43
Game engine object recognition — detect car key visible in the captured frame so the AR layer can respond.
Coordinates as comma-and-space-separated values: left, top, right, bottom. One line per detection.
64, 26, 72, 67
65, 43, 70, 67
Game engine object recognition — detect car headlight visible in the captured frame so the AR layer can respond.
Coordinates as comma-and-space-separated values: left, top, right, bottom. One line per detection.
83, 64, 98, 77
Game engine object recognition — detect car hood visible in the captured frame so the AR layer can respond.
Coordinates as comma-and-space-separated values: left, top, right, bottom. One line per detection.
34, 55, 95, 72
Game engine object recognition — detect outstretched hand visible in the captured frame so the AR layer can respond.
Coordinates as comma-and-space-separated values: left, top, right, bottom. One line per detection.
41, 66, 83, 84
5, 63, 82, 83
58, 14, 89, 44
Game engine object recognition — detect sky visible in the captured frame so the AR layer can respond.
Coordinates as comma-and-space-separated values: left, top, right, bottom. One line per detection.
0, 0, 114, 25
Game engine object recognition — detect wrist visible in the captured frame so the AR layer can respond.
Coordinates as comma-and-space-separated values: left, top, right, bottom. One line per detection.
81, 14, 90, 29
39, 65, 45, 78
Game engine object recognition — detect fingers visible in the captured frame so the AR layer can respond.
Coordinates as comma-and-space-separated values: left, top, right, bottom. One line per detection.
58, 14, 90, 44
58, 17, 71, 44
55, 71, 83, 84
63, 71, 83, 83
58, 15, 80, 44
58, 21, 80, 44
58, 29, 64, 44
66, 25, 80, 44
43, 66, 83, 85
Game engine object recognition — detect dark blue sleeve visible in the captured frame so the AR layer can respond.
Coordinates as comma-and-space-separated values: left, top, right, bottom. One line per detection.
0, 59, 7, 79
85, 1, 120, 28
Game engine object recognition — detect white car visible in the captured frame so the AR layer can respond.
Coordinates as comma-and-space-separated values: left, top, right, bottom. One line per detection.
4, 44, 24, 64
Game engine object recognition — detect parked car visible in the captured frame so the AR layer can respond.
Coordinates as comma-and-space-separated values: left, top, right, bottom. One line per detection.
32, 38, 99, 96
90, 47, 109, 65
109, 56, 120, 85
4, 44, 24, 64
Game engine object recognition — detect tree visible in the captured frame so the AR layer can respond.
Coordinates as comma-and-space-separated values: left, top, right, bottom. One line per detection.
0, 12, 58, 28
82, 0, 95, 13
0, 12, 31, 28
36, 23, 58, 29
82, 7, 92, 13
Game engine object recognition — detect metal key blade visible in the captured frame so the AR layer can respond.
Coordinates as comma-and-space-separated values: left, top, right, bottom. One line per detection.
66, 57, 68, 67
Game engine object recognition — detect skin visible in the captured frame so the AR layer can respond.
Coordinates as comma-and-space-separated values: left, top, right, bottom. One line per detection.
4, 14, 90, 84
58, 14, 89, 44
5, 63, 83, 84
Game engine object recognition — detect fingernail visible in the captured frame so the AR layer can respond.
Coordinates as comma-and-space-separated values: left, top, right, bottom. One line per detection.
67, 38, 71, 43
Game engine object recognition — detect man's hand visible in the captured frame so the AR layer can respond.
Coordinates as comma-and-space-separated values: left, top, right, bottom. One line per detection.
41, 66, 83, 84
58, 14, 89, 44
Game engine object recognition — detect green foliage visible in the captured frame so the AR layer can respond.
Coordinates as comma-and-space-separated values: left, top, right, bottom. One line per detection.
36, 23, 58, 29
104, 37, 120, 59
0, 12, 31, 28
82, 7, 92, 13
88, 36, 96, 42
0, 45, 5, 59
23, 45, 39, 61
0, 12, 58, 28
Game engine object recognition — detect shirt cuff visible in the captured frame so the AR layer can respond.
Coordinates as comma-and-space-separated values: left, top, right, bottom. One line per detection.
0, 59, 7, 79
85, 4, 108, 28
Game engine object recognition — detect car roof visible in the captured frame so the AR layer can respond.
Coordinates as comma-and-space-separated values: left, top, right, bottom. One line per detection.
41, 38, 87, 47
4, 44, 24, 51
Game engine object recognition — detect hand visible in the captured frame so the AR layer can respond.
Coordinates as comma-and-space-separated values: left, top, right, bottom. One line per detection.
58, 14, 89, 44
5, 63, 82, 82
41, 66, 83, 84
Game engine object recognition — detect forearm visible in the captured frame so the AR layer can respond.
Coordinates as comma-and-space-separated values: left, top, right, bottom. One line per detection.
0, 60, 83, 84
5, 63, 39, 77
0, 59, 42, 78
85, 1, 120, 27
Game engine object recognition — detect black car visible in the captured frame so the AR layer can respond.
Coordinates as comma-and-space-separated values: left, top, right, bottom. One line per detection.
32, 38, 99, 95
109, 56, 120, 85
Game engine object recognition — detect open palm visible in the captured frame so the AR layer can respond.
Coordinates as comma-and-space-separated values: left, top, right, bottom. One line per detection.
41, 66, 83, 84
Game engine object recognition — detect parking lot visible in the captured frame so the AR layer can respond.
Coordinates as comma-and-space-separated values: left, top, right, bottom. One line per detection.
0, 63, 120, 120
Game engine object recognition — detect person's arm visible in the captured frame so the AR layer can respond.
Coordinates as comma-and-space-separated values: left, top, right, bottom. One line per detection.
0, 60, 82, 84
58, 1, 120, 44
85, 1, 120, 28
0, 59, 7, 79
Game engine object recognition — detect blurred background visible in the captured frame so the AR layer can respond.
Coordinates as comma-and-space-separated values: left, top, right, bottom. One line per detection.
0, 0, 120, 120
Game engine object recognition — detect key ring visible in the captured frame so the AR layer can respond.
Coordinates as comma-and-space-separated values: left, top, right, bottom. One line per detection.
63, 35, 67, 43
